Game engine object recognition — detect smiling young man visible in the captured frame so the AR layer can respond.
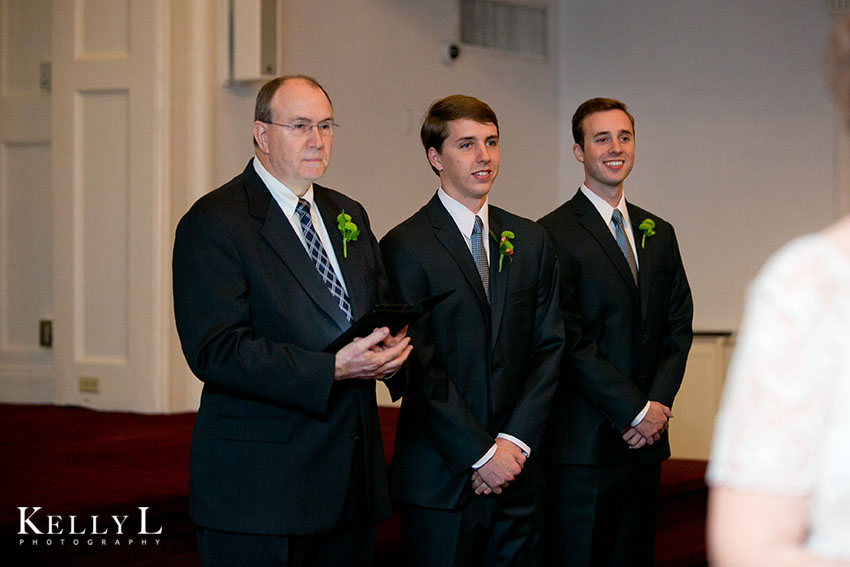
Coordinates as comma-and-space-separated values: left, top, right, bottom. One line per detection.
379, 95, 564, 566
537, 98, 693, 566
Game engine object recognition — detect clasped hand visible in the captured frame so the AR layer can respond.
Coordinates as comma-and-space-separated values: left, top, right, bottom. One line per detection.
621, 401, 672, 450
333, 326, 412, 381
469, 438, 527, 496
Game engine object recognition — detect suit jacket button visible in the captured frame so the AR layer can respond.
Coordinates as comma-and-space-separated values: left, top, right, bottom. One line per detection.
349, 432, 359, 441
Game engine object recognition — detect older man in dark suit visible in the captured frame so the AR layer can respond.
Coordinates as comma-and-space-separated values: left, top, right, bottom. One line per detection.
380, 95, 564, 566
172, 75, 411, 567
538, 97, 694, 566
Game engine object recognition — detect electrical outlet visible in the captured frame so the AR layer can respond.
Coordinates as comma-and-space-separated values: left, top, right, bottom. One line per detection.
79, 376, 99, 393
39, 61, 51, 92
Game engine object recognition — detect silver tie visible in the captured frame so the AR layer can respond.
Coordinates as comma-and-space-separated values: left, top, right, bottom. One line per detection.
612, 209, 638, 285
471, 215, 490, 302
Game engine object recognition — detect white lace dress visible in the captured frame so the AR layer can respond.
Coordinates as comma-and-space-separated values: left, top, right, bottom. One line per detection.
707, 232, 850, 561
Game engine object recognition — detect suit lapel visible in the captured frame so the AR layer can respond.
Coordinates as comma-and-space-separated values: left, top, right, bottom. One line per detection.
571, 190, 640, 304
426, 195, 490, 319
488, 207, 509, 350
314, 186, 369, 320
245, 169, 350, 332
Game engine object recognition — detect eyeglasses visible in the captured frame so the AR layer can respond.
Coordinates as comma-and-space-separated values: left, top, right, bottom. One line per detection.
262, 119, 339, 137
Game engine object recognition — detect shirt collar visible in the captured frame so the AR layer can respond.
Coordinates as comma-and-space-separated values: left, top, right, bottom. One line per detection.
253, 157, 315, 217
437, 187, 490, 239
580, 183, 631, 228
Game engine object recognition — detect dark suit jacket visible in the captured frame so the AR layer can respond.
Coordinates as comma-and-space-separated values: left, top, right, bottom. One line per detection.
379, 193, 564, 510
172, 161, 392, 535
537, 189, 693, 466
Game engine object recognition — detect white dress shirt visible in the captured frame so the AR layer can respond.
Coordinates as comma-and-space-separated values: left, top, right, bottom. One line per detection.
254, 157, 348, 295
580, 184, 640, 270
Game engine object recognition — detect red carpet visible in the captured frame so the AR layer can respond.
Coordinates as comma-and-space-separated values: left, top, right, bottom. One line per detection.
1, 404, 197, 566
1, 403, 706, 566
0, 403, 401, 566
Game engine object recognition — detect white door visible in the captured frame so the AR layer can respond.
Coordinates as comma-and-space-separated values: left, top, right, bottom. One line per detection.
0, 0, 54, 401
51, 0, 170, 411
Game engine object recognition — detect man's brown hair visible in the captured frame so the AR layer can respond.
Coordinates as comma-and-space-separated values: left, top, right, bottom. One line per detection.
420, 95, 499, 175
572, 97, 635, 150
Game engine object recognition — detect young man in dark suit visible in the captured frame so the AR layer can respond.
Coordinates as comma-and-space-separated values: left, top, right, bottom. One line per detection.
537, 97, 694, 566
380, 95, 564, 566
172, 75, 411, 567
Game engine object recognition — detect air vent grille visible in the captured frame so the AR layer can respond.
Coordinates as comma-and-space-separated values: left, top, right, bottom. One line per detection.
460, 0, 547, 57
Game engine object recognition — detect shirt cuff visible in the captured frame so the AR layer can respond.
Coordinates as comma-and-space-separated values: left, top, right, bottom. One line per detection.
471, 443, 498, 469
630, 401, 651, 427
496, 433, 531, 457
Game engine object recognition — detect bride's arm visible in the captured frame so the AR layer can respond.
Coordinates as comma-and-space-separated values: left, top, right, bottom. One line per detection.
709, 487, 849, 567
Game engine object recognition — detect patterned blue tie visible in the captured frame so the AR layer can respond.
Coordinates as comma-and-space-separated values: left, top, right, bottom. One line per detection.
471, 215, 490, 303
295, 199, 352, 321
612, 208, 638, 285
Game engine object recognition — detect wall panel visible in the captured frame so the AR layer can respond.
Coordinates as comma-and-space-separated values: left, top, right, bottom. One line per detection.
0, 142, 52, 351
77, 90, 129, 362
78, 0, 130, 58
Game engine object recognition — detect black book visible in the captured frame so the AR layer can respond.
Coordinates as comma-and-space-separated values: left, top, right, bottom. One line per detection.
323, 290, 454, 353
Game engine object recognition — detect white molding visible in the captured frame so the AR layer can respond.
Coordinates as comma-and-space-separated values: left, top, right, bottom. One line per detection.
149, 0, 171, 412
174, 0, 217, 411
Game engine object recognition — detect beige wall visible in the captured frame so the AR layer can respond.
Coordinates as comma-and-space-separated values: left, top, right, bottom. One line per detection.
0, 1, 846, 424
210, 0, 561, 239
560, 0, 839, 331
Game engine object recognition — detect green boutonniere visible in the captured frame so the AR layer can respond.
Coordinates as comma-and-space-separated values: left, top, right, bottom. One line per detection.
638, 218, 656, 248
490, 230, 515, 272
336, 210, 360, 258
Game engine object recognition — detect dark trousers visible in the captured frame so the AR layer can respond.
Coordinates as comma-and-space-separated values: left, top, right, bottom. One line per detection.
195, 521, 375, 567
400, 475, 543, 567
196, 436, 374, 567
542, 461, 661, 567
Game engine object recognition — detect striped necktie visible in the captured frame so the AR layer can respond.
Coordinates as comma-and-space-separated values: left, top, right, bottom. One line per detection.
295, 199, 352, 321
